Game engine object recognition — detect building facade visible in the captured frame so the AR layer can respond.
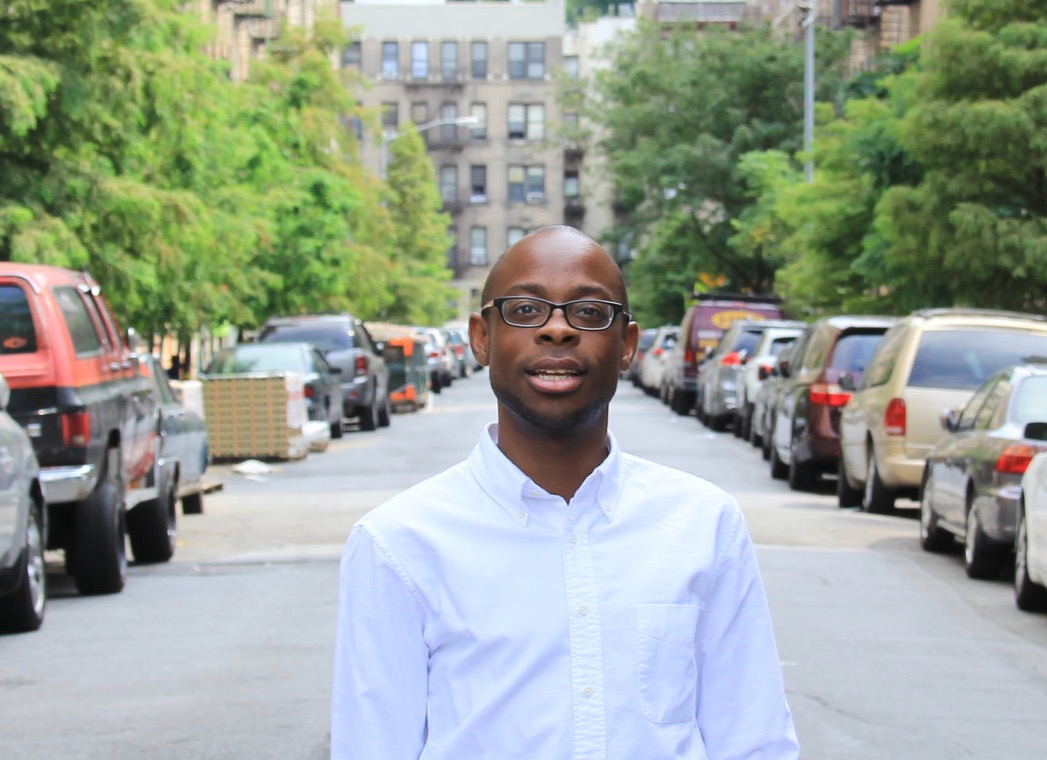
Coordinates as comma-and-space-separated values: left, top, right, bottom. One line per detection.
340, 0, 571, 316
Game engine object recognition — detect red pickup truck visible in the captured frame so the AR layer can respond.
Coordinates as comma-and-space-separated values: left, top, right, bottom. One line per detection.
0, 264, 169, 595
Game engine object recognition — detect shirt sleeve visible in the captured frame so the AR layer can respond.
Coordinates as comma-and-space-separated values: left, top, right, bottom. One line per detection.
696, 506, 800, 760
331, 524, 429, 760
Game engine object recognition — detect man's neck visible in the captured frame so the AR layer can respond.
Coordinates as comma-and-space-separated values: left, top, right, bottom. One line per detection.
495, 420, 609, 502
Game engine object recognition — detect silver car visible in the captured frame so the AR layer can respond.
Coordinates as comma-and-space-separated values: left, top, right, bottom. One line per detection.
0, 373, 47, 633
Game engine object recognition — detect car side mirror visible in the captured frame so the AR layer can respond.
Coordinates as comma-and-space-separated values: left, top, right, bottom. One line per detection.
778, 359, 791, 378
758, 365, 771, 381
1024, 421, 1047, 441
941, 408, 961, 432
125, 327, 143, 354
0, 374, 9, 410
838, 373, 856, 392
374, 341, 385, 353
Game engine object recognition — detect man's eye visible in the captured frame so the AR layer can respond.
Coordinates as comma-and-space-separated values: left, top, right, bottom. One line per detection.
572, 303, 605, 318
508, 301, 541, 316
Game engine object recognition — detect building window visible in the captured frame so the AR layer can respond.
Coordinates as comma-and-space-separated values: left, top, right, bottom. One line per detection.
411, 41, 429, 79
381, 41, 399, 79
447, 226, 458, 269
440, 165, 458, 203
341, 41, 361, 68
563, 55, 579, 79
470, 103, 487, 139
441, 41, 458, 80
470, 165, 487, 203
382, 102, 399, 132
507, 227, 527, 247
439, 103, 458, 142
508, 41, 545, 80
411, 101, 429, 125
470, 227, 488, 266
508, 165, 545, 203
471, 41, 487, 79
507, 103, 544, 140
564, 171, 580, 198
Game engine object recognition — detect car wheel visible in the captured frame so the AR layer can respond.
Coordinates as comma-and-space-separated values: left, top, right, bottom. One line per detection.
330, 408, 344, 439
182, 491, 204, 516
770, 441, 788, 480
761, 423, 773, 461
837, 457, 863, 509
788, 452, 818, 492
72, 455, 127, 595
0, 499, 47, 633
358, 395, 379, 432
1015, 507, 1047, 612
127, 476, 176, 564
431, 372, 442, 394
740, 403, 754, 442
862, 448, 895, 514
964, 499, 1005, 580
378, 397, 392, 428
918, 468, 952, 551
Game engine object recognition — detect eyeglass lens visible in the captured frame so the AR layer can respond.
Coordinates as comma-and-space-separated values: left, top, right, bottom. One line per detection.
500, 298, 615, 329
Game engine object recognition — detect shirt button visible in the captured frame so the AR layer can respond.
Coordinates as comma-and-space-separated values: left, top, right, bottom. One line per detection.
583, 687, 593, 697
517, 509, 526, 519
529, 488, 540, 497
568, 534, 577, 544
578, 605, 588, 616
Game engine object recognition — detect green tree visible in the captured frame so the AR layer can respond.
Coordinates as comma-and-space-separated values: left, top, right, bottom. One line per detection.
383, 123, 456, 325
589, 21, 852, 326
875, 0, 1047, 312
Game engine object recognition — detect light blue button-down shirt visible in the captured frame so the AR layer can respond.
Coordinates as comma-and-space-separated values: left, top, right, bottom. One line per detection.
331, 424, 798, 759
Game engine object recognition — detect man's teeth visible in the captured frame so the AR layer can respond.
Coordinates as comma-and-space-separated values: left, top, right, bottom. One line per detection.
533, 369, 577, 378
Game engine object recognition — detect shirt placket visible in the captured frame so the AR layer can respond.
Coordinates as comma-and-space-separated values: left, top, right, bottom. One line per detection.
563, 501, 607, 759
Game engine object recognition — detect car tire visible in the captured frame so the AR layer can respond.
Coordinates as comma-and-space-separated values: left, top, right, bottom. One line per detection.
0, 500, 47, 633
788, 452, 818, 492
964, 500, 1005, 580
378, 397, 392, 428
72, 458, 127, 595
837, 457, 863, 509
740, 403, 754, 442
358, 395, 379, 432
770, 441, 788, 480
330, 415, 344, 439
1015, 507, 1047, 612
182, 491, 204, 516
918, 469, 953, 551
761, 423, 773, 461
862, 448, 895, 514
127, 476, 176, 564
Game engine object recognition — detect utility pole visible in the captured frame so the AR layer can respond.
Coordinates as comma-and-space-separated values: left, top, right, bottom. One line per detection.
799, 2, 816, 183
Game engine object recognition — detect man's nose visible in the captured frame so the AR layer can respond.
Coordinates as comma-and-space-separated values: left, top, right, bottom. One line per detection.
537, 306, 579, 341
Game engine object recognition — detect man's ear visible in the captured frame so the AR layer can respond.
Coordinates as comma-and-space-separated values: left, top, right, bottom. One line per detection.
620, 321, 640, 372
469, 312, 490, 367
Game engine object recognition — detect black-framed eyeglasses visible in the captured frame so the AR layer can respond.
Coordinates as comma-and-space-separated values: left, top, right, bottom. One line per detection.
481, 296, 631, 331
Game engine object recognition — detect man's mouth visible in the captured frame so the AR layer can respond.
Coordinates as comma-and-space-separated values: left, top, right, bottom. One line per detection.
528, 368, 582, 381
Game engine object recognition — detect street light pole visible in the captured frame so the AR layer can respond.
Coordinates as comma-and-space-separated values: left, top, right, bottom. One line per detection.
799, 2, 816, 183
380, 115, 479, 180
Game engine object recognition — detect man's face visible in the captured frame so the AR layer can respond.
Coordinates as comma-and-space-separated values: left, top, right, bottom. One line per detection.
469, 229, 639, 437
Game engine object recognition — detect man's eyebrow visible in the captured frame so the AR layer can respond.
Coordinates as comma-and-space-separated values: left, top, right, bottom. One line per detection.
501, 283, 616, 299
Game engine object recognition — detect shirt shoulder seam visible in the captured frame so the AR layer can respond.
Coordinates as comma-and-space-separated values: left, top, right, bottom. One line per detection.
356, 523, 430, 617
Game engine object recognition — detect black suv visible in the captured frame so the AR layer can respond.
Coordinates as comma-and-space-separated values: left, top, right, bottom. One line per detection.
258, 314, 391, 431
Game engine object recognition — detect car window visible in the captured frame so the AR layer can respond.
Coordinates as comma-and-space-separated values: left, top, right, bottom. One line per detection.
0, 284, 37, 354
800, 327, 830, 371
973, 377, 1009, 430
207, 344, 307, 374
355, 322, 378, 354
53, 286, 103, 356
1013, 376, 1047, 424
768, 337, 795, 357
828, 331, 886, 374
84, 293, 117, 353
260, 323, 355, 352
958, 376, 998, 429
734, 329, 761, 356
637, 330, 657, 352
908, 329, 1047, 390
863, 324, 907, 388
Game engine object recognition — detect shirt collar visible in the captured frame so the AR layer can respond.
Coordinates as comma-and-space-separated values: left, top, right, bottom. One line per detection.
467, 423, 623, 524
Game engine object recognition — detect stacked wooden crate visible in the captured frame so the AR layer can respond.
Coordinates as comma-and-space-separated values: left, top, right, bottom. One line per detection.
201, 372, 309, 460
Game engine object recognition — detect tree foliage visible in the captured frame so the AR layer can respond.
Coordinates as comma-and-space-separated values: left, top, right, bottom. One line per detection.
0, 0, 454, 352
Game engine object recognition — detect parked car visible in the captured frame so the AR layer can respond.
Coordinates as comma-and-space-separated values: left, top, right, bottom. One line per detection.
417, 327, 456, 391
750, 340, 802, 457
444, 320, 483, 373
443, 328, 473, 379
0, 373, 46, 633
140, 354, 210, 517
0, 263, 162, 595
768, 315, 896, 492
735, 323, 805, 439
1016, 451, 1047, 612
202, 342, 344, 440
699, 319, 802, 431
918, 364, 1047, 578
640, 325, 677, 396
626, 328, 659, 387
672, 292, 785, 417
839, 309, 1047, 513
258, 314, 390, 431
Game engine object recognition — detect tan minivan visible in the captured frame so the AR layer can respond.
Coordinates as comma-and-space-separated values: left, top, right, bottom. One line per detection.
838, 309, 1047, 513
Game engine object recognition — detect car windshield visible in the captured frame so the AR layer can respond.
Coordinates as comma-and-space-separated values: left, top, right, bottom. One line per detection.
260, 323, 354, 352
206, 344, 307, 374
829, 332, 886, 374
637, 330, 658, 351
908, 329, 1047, 390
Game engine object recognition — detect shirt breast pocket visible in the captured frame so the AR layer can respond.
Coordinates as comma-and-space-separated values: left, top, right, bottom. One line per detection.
636, 603, 700, 724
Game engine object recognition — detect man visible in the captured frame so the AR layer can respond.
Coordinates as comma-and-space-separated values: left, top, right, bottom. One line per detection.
331, 226, 798, 759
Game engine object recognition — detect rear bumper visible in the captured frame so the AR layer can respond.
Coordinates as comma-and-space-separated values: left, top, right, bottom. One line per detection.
40, 464, 98, 505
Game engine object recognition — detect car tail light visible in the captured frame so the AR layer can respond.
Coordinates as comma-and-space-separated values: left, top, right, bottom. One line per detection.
760, 363, 774, 376
809, 382, 851, 407
995, 445, 1040, 475
684, 349, 695, 364
428, 350, 440, 359
884, 398, 906, 436
61, 412, 91, 447
303, 385, 315, 398
354, 354, 369, 376
652, 347, 664, 358
454, 346, 463, 357
720, 351, 743, 366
